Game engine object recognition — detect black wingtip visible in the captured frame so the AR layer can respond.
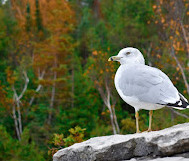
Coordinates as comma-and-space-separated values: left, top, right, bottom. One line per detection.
166, 93, 189, 109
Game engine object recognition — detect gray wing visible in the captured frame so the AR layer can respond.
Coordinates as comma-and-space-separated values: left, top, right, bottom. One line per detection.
118, 65, 179, 105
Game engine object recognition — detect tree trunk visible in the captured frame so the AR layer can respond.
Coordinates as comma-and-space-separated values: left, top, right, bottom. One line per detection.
12, 70, 29, 140
47, 59, 57, 125
105, 85, 117, 134
12, 95, 21, 140
16, 101, 22, 135
96, 82, 119, 134
112, 104, 120, 134
107, 103, 117, 135
71, 59, 74, 108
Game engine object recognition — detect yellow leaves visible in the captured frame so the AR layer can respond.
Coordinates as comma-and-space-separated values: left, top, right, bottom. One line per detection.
83, 72, 87, 77
101, 112, 106, 115
92, 50, 98, 56
53, 134, 64, 146
175, 30, 180, 36
157, 54, 161, 59
121, 118, 135, 134
6, 67, 16, 85
161, 17, 165, 23
187, 11, 189, 16
94, 80, 98, 85
13, 0, 75, 36
49, 126, 85, 156
43, 0, 75, 33
170, 19, 175, 26
86, 50, 116, 94
173, 41, 181, 51
38, 79, 53, 86
172, 43, 177, 50
186, 2, 189, 8
176, 67, 179, 71
153, 5, 157, 9
0, 82, 7, 107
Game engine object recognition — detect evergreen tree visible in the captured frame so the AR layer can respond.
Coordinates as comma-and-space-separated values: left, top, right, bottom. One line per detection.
35, 0, 43, 31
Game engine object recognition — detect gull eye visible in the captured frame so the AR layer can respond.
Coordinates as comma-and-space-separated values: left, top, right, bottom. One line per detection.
125, 52, 130, 55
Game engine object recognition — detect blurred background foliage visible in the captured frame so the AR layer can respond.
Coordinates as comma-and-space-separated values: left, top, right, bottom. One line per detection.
0, 0, 188, 160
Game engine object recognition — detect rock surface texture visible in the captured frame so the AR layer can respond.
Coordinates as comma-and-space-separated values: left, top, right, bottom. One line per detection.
53, 123, 189, 161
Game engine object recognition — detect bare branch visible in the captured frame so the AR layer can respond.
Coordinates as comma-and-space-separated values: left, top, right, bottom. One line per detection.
16, 100, 22, 135
105, 83, 110, 106
18, 71, 29, 100
29, 69, 45, 106
12, 85, 19, 100
180, 21, 189, 61
47, 58, 57, 125
12, 87, 23, 137
12, 95, 21, 141
105, 83, 118, 134
146, 42, 153, 66
170, 108, 189, 119
11, 70, 29, 139
171, 47, 189, 95
112, 104, 120, 134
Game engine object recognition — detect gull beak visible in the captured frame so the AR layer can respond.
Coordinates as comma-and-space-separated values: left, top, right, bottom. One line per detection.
108, 56, 121, 61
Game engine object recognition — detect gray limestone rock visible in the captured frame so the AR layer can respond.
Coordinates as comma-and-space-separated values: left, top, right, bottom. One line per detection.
53, 123, 189, 161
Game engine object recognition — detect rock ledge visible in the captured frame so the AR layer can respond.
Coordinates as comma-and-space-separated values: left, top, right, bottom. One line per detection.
53, 123, 189, 161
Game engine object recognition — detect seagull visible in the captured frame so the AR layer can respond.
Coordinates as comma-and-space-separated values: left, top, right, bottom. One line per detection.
108, 47, 189, 133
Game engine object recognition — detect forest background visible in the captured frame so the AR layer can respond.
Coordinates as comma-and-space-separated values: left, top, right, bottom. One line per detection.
0, 0, 188, 160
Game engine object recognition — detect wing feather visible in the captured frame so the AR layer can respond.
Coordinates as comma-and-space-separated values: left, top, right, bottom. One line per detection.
117, 64, 179, 105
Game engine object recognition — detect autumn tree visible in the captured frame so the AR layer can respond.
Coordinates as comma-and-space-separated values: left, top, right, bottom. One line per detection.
86, 50, 120, 134
3, 0, 76, 141
146, 0, 189, 122
32, 0, 75, 125
153, 0, 189, 95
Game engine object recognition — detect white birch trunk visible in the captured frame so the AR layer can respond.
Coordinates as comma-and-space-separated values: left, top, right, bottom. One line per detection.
12, 95, 21, 140
112, 104, 120, 134
12, 70, 29, 140
29, 69, 45, 106
47, 59, 57, 125
105, 85, 117, 134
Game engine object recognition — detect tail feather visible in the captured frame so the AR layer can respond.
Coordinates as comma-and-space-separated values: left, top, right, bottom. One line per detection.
166, 93, 189, 110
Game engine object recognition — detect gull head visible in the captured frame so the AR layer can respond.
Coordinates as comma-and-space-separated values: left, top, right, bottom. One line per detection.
108, 47, 145, 65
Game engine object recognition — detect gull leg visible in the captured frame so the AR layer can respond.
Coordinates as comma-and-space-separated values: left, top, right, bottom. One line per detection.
147, 110, 153, 132
135, 111, 140, 133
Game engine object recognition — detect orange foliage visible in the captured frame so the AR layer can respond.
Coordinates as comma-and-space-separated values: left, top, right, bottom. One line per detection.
6, 67, 16, 85
85, 50, 116, 95
9, 0, 76, 108
152, 0, 188, 90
